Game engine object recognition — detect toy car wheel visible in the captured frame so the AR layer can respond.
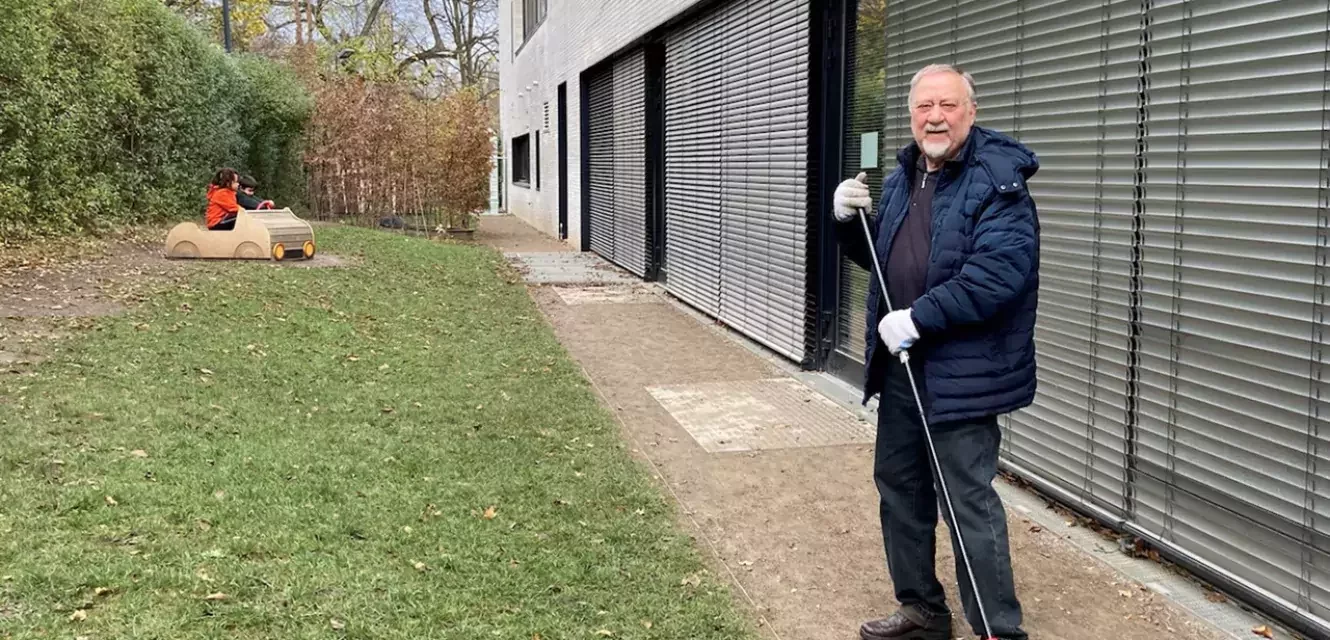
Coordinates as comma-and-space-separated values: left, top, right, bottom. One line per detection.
235, 242, 264, 259
170, 241, 200, 259
271, 242, 285, 261
302, 240, 316, 259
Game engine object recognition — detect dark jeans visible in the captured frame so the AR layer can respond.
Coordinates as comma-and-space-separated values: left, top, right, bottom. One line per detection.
874, 356, 1026, 639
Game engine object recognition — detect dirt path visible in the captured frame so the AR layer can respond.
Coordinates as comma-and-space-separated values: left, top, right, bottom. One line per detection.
480, 216, 1228, 640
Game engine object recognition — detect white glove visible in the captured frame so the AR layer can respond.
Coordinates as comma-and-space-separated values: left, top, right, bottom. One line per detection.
878, 309, 919, 355
833, 172, 871, 222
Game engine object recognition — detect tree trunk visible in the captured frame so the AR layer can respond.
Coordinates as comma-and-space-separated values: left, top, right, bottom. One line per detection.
294, 0, 303, 45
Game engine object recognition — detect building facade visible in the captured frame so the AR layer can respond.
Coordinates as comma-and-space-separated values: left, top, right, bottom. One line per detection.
500, 1, 1330, 637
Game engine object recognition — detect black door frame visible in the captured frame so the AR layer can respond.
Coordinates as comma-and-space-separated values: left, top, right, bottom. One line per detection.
578, 71, 592, 252
644, 41, 666, 282
808, 0, 850, 372
557, 82, 569, 240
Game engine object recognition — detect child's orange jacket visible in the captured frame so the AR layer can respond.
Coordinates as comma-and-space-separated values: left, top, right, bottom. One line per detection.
205, 185, 239, 228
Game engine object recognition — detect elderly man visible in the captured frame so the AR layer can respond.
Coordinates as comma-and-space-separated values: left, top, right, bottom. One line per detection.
832, 64, 1039, 640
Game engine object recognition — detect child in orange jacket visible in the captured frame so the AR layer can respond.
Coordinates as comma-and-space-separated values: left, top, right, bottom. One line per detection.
206, 168, 241, 230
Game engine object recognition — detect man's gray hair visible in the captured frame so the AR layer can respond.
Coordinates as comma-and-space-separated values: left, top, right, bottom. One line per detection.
909, 63, 977, 105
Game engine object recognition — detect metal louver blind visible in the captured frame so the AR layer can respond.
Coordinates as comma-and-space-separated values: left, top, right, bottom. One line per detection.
664, 11, 724, 317
1136, 0, 1330, 623
586, 51, 648, 277
587, 67, 616, 260
876, 1, 1137, 517
996, 0, 1139, 517
863, 0, 1330, 633
665, 0, 810, 361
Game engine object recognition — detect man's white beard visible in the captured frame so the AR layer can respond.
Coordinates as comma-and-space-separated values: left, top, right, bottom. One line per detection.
921, 139, 952, 160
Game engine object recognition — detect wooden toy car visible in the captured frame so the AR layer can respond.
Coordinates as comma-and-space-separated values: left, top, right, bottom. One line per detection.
164, 208, 316, 262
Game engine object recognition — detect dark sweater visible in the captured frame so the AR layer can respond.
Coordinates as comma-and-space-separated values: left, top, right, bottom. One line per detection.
886, 155, 938, 313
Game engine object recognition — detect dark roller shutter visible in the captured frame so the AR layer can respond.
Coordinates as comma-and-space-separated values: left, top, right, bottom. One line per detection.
585, 49, 648, 277
665, 0, 810, 361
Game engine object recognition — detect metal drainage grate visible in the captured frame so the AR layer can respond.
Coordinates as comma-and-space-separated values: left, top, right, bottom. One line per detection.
646, 378, 874, 453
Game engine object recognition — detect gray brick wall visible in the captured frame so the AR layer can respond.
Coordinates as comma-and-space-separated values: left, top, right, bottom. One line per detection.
499, 0, 703, 248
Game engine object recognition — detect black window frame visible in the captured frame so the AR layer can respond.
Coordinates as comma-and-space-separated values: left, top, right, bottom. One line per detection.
514, 0, 548, 55
512, 133, 531, 188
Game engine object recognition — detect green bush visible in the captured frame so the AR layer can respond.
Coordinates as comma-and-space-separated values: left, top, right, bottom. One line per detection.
0, 0, 311, 240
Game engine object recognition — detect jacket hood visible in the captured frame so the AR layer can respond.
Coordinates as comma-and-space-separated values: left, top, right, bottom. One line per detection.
967, 125, 1039, 184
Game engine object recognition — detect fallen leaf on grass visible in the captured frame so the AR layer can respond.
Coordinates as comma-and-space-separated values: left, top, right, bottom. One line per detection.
70, 609, 88, 622
596, 631, 614, 637
1252, 625, 1274, 638
482, 505, 498, 520
381, 407, 394, 413
131, 449, 148, 458
213, 490, 226, 500
331, 618, 346, 630
203, 592, 227, 601
412, 560, 428, 572
641, 620, 653, 629
199, 368, 214, 376
94, 587, 113, 597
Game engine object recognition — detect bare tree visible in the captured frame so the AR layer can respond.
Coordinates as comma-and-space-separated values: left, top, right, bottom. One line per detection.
398, 0, 498, 97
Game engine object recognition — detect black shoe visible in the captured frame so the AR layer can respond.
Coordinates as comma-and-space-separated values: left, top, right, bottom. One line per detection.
859, 609, 952, 640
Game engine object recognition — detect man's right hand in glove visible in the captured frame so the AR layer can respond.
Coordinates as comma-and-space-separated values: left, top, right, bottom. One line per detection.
832, 171, 871, 222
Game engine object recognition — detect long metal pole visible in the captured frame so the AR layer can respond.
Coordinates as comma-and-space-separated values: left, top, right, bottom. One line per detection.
856, 206, 997, 640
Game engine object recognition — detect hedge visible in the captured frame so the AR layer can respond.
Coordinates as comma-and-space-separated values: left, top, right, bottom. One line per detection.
0, 0, 312, 240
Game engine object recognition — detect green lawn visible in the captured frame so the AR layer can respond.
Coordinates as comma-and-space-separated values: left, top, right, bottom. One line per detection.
0, 227, 753, 640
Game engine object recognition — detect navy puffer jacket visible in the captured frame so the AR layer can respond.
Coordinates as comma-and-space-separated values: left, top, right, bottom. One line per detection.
841, 126, 1040, 425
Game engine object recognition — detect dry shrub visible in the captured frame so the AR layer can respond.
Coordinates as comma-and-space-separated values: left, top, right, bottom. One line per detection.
299, 54, 493, 234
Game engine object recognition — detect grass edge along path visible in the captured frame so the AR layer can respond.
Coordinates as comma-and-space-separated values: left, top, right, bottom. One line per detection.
0, 226, 757, 640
